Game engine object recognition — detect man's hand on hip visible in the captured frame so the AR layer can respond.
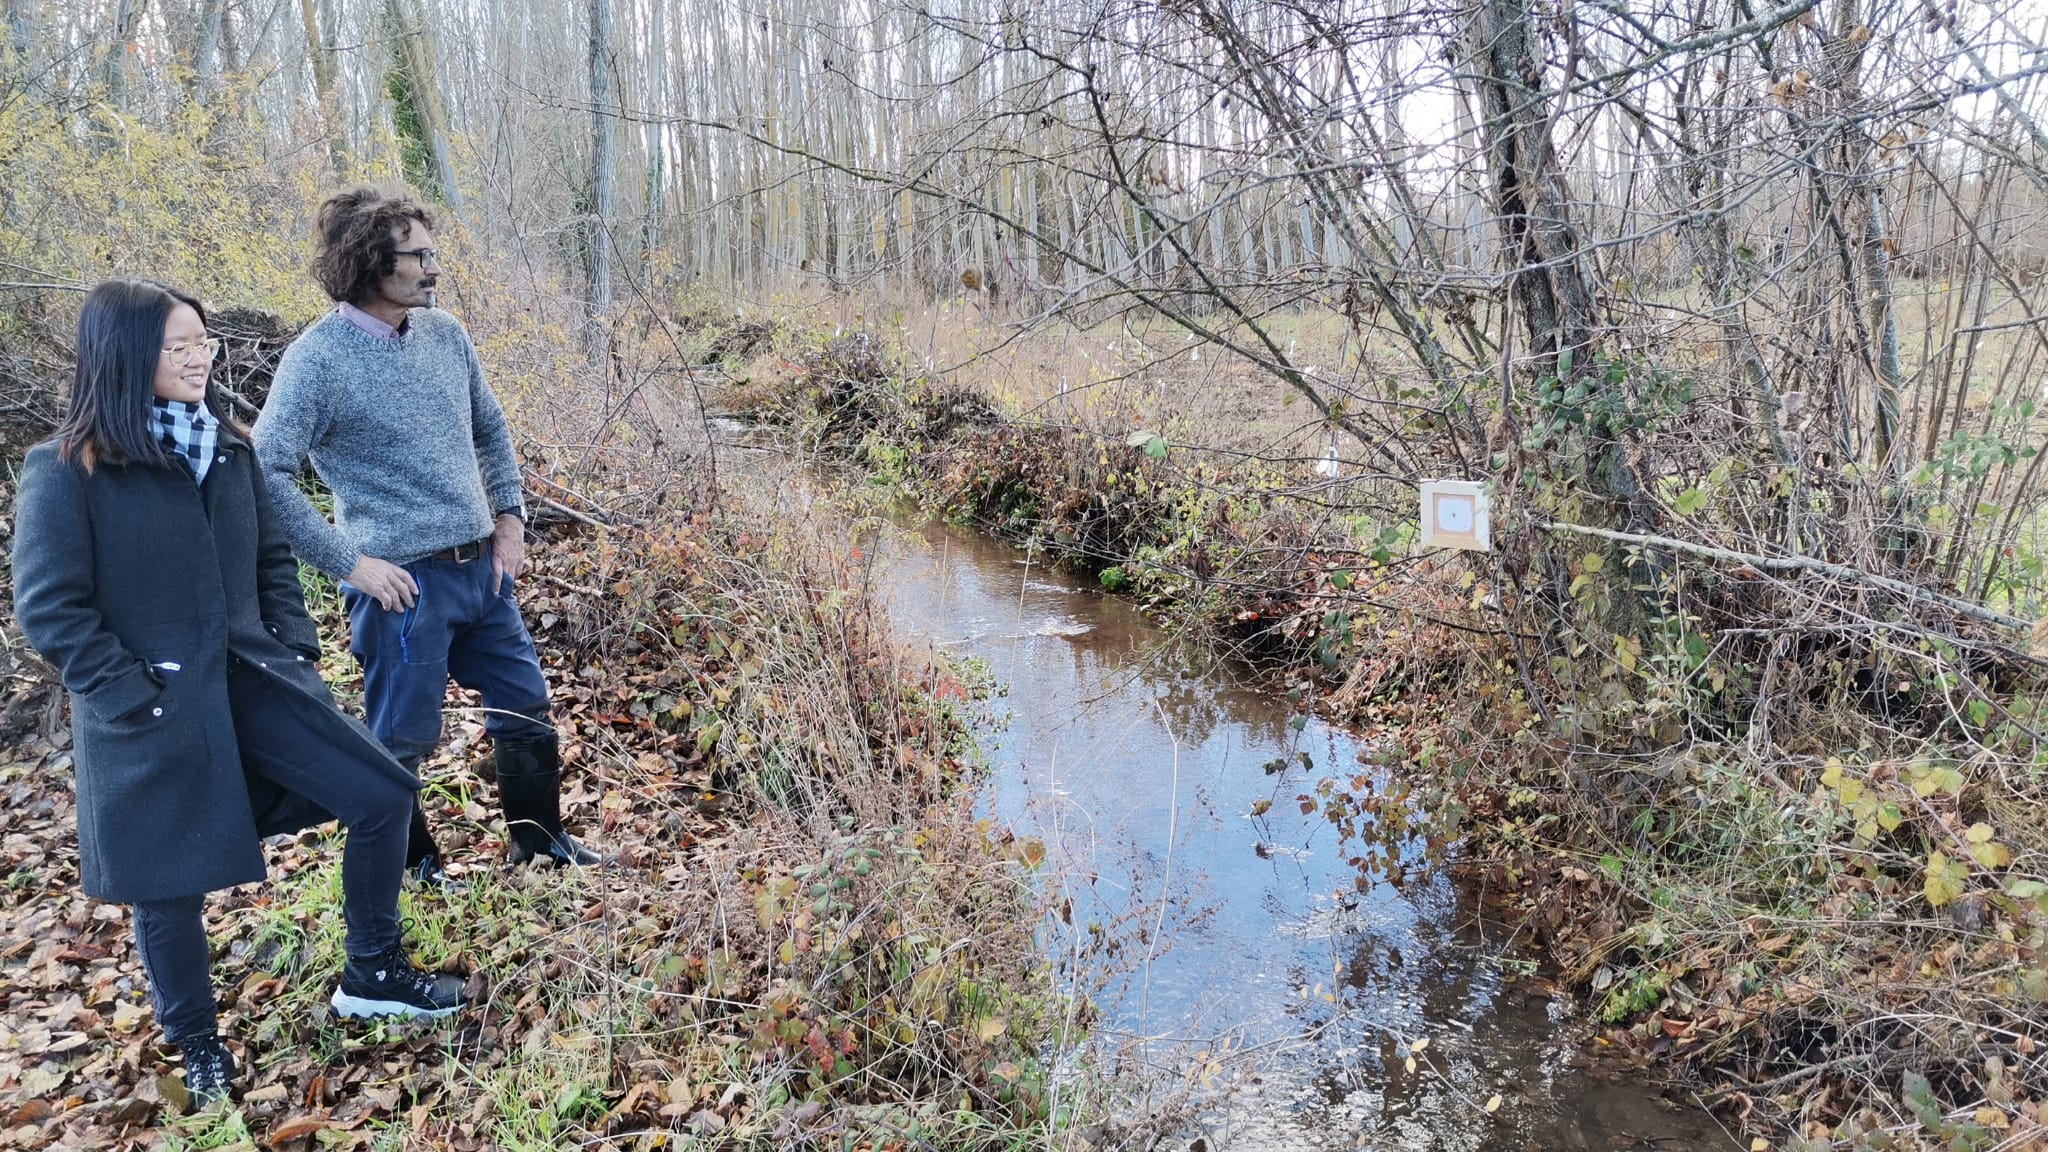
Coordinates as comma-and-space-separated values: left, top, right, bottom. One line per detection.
491, 513, 527, 591
346, 555, 419, 611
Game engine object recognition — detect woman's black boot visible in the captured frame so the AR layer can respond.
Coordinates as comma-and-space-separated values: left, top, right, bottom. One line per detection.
177, 1034, 237, 1110
399, 758, 464, 891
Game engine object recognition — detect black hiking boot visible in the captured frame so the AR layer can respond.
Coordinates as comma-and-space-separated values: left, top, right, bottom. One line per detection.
176, 1034, 236, 1110
330, 942, 466, 1020
496, 733, 611, 867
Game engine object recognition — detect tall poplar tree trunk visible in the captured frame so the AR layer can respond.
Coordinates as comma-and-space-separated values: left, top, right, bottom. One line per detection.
191, 0, 225, 94
3, 0, 30, 77
586, 0, 615, 347
383, 0, 462, 207
1468, 0, 1595, 376
102, 0, 149, 109
640, 0, 664, 272
299, 0, 348, 175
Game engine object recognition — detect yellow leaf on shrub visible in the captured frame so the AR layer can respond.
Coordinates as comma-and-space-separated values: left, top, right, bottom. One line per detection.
1924, 851, 1969, 907
1967, 822, 1996, 843
1972, 840, 2014, 869
1910, 762, 1964, 798
975, 1016, 1007, 1041
1615, 635, 1638, 674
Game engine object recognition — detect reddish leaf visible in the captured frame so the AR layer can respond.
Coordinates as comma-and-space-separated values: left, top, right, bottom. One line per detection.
268, 1114, 335, 1145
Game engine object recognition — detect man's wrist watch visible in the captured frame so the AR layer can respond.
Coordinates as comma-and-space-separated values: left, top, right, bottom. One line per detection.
495, 506, 525, 522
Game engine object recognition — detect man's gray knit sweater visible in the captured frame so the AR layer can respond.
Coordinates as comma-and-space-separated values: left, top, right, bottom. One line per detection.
255, 308, 525, 580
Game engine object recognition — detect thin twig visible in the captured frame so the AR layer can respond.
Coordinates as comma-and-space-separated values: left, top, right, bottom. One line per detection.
1541, 520, 2034, 632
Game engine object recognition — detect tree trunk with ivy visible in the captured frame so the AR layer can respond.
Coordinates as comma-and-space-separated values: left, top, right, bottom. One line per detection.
1468, 0, 1660, 715
382, 0, 461, 208
1469, 0, 1647, 528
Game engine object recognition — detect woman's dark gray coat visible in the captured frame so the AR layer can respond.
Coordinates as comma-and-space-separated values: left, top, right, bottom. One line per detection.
11, 433, 417, 904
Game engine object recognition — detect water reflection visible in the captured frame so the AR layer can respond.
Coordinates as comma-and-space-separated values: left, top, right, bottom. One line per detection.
874, 514, 1736, 1152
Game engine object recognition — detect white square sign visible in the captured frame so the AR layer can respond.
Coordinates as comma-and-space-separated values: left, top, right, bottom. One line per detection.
1419, 479, 1490, 552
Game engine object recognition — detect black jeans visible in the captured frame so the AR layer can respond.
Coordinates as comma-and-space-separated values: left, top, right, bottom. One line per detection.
129, 661, 412, 1046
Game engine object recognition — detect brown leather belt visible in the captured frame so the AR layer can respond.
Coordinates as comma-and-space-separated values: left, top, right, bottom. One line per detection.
423, 537, 492, 564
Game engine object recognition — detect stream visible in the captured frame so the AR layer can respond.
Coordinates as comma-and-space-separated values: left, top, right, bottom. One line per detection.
869, 514, 1739, 1152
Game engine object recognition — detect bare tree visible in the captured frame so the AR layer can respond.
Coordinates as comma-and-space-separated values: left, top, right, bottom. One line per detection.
586, 0, 614, 341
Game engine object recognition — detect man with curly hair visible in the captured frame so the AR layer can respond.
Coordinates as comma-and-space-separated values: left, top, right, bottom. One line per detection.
255, 185, 604, 883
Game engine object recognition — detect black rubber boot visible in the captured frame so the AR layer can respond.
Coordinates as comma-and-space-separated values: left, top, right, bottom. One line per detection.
496, 733, 608, 867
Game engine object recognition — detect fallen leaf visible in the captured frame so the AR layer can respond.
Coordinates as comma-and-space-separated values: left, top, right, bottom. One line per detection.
5, 1100, 54, 1127
157, 1074, 190, 1115
269, 1114, 335, 1145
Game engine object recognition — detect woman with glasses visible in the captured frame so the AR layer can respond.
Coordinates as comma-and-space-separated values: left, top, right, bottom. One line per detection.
11, 279, 469, 1110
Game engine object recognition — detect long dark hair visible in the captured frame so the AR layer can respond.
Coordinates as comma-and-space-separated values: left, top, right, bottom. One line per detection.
54, 279, 231, 471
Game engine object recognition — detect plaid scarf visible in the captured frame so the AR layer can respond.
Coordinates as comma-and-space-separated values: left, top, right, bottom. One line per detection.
154, 398, 218, 485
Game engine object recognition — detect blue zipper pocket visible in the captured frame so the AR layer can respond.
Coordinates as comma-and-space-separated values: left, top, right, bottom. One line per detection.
399, 583, 422, 663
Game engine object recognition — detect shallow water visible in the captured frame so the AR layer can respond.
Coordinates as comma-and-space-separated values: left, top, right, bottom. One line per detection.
872, 516, 1738, 1152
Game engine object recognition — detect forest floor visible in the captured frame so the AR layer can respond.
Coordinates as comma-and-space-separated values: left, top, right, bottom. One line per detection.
0, 341, 1080, 1150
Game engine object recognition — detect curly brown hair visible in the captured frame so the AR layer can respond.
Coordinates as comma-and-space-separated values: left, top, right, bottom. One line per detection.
311, 186, 438, 305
